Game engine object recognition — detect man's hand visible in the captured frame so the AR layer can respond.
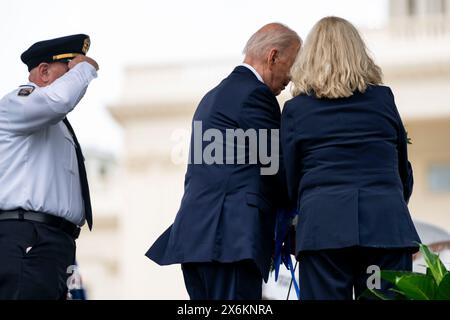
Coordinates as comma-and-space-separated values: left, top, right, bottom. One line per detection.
68, 55, 99, 71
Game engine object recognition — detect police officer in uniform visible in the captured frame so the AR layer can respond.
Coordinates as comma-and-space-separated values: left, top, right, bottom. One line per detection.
0, 34, 98, 299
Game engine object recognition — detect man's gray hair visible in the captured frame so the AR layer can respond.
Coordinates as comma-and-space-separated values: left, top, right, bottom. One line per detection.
243, 23, 301, 59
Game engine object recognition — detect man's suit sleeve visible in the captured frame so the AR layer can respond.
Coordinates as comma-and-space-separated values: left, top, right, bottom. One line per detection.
240, 86, 292, 207
387, 88, 413, 203
239, 86, 280, 130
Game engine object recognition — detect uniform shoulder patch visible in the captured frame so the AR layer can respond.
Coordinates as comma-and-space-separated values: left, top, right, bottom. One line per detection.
17, 85, 35, 97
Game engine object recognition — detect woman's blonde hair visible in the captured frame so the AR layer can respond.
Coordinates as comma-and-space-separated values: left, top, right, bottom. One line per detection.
291, 16, 382, 99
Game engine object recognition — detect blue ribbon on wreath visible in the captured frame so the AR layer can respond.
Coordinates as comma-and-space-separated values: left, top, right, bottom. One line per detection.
273, 207, 300, 299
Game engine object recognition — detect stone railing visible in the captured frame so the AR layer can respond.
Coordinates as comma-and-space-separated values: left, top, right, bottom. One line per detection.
388, 14, 450, 39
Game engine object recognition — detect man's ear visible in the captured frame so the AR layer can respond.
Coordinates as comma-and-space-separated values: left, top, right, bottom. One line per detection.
37, 63, 50, 83
267, 48, 279, 66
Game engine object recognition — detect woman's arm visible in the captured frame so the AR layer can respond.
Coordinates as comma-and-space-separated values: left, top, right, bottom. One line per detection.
280, 101, 302, 206
388, 88, 414, 203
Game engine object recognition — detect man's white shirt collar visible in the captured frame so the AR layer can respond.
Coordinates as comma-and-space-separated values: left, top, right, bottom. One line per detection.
240, 63, 264, 83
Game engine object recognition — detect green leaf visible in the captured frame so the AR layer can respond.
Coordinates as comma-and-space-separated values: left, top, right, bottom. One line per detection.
358, 287, 407, 300
405, 130, 412, 144
395, 274, 437, 300
380, 270, 421, 285
426, 267, 433, 278
358, 288, 395, 300
419, 243, 447, 285
389, 288, 410, 299
367, 289, 391, 300
436, 273, 450, 300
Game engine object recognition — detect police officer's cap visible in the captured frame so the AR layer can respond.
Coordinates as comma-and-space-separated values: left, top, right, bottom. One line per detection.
21, 34, 90, 71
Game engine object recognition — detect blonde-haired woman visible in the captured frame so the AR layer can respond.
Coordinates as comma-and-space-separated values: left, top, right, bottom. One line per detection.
281, 16, 421, 300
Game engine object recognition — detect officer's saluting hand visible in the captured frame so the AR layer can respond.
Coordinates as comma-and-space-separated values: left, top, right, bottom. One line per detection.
69, 54, 99, 71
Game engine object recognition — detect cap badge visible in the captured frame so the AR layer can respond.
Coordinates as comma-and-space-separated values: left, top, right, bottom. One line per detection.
82, 38, 90, 54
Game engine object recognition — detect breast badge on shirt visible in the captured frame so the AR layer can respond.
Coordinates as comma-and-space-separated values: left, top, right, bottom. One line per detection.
17, 85, 35, 97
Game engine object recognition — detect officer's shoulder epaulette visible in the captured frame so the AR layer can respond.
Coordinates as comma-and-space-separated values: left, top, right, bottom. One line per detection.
17, 85, 35, 97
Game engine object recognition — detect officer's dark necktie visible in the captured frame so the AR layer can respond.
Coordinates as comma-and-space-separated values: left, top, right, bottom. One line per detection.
63, 118, 93, 230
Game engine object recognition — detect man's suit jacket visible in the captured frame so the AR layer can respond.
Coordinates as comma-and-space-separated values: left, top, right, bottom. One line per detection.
146, 66, 284, 281
280, 85, 421, 255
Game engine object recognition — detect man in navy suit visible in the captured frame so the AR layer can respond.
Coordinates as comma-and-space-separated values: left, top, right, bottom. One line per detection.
146, 23, 301, 300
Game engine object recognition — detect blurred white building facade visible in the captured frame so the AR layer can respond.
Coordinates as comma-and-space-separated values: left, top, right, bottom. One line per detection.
76, 0, 450, 299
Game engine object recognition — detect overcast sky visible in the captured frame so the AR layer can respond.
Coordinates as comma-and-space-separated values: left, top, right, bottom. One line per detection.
0, 0, 388, 154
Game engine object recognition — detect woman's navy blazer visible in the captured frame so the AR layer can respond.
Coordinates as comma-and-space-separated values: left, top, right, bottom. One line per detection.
281, 85, 421, 254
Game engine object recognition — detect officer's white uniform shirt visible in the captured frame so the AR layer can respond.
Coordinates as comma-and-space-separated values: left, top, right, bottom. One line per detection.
0, 62, 97, 226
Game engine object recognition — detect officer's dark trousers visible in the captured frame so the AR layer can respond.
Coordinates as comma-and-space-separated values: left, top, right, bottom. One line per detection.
298, 246, 413, 300
181, 260, 262, 300
0, 220, 76, 300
